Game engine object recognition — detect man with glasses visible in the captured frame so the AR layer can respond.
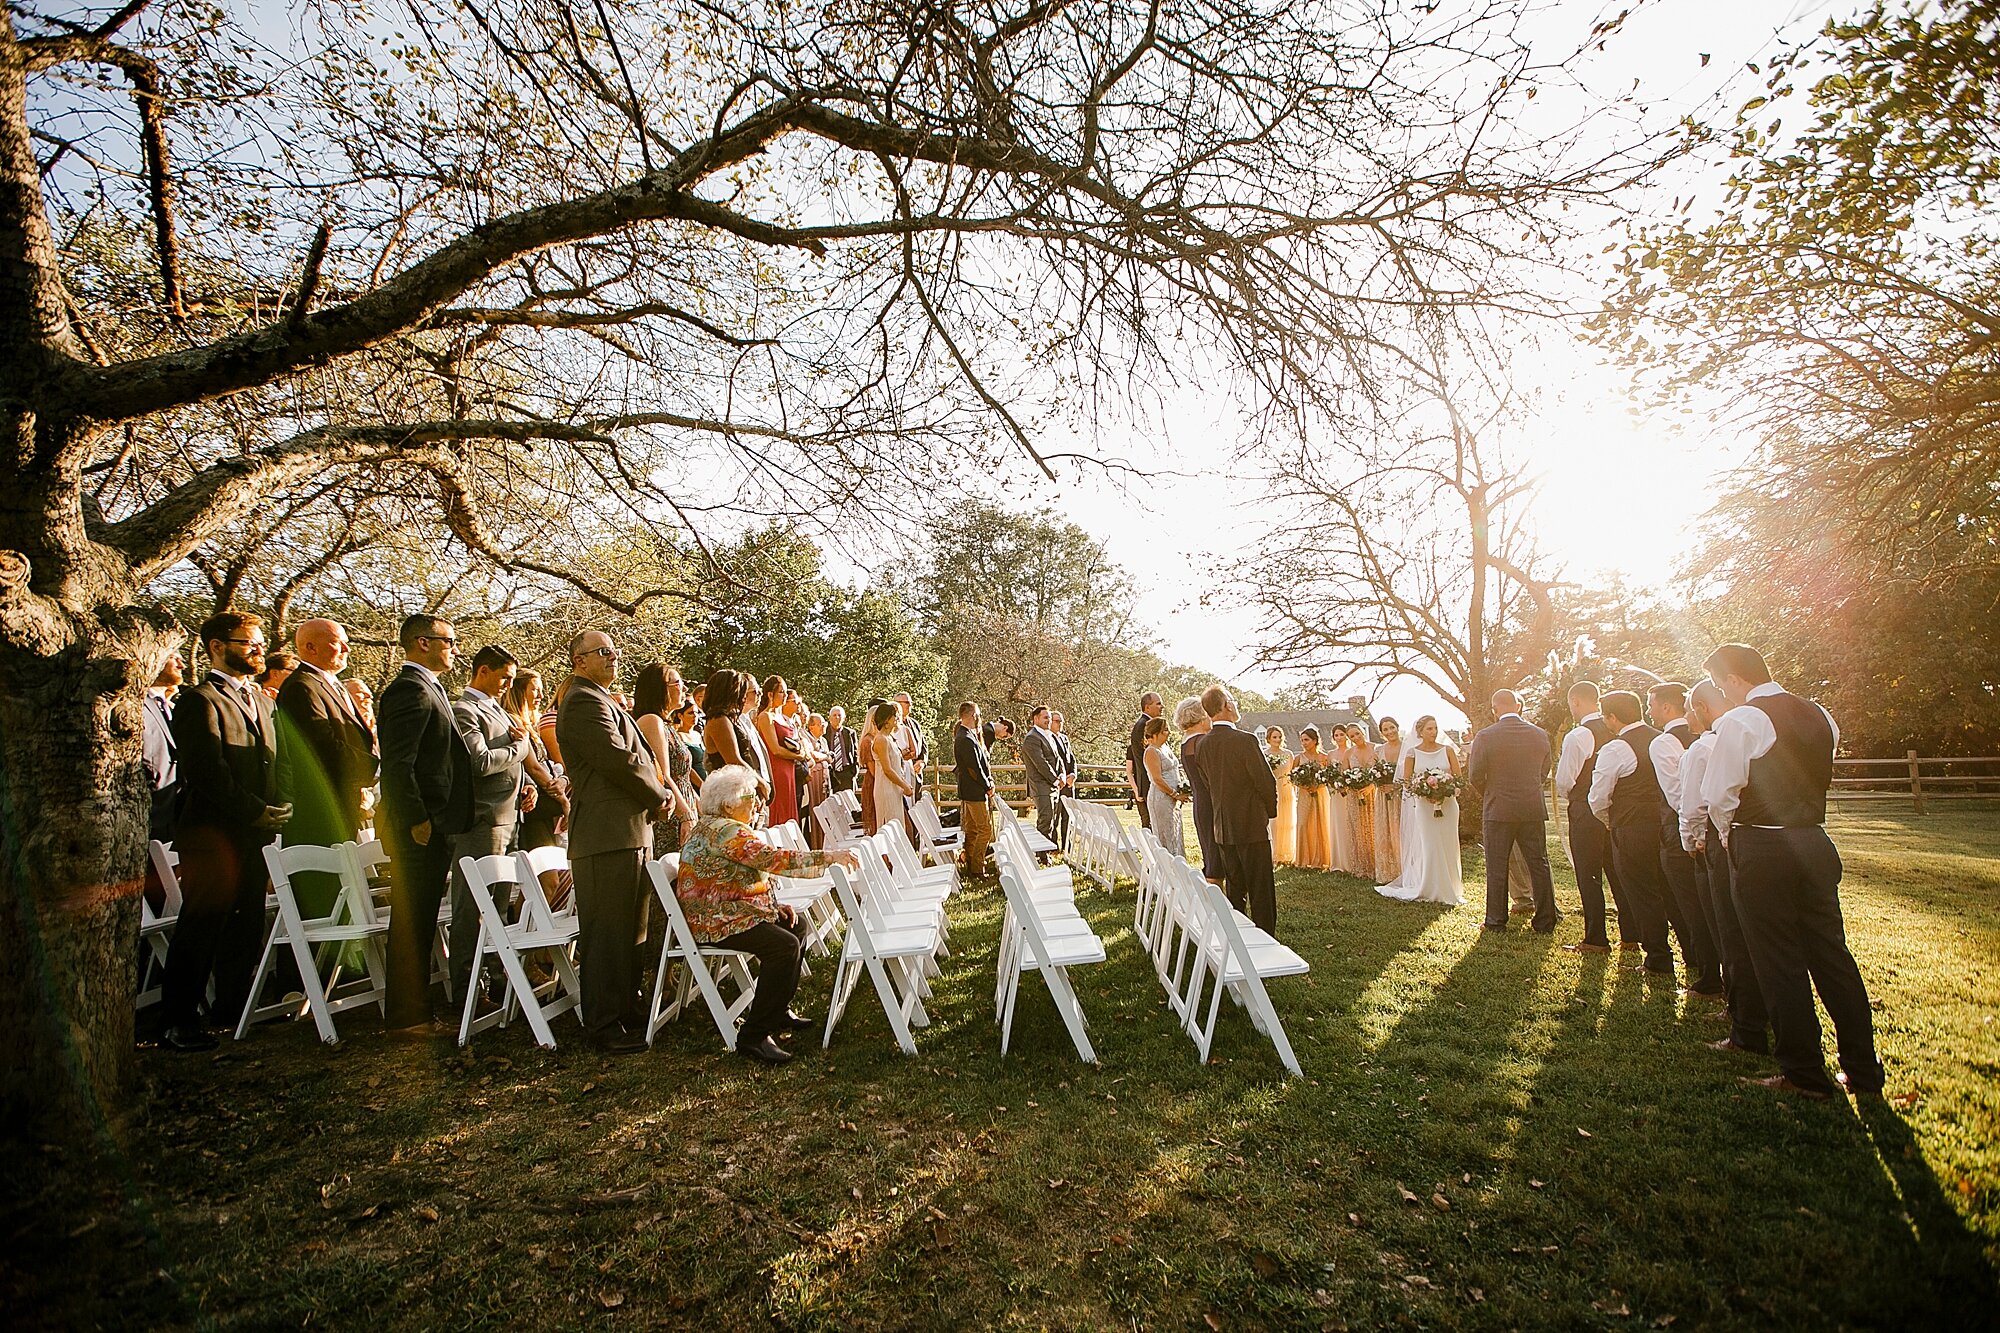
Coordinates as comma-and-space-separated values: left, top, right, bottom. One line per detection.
557, 629, 672, 1054
160, 612, 291, 1051
378, 613, 475, 1034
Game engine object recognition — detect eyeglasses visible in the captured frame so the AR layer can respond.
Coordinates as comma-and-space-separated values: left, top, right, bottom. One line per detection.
578, 646, 620, 661
420, 633, 457, 646
226, 638, 267, 651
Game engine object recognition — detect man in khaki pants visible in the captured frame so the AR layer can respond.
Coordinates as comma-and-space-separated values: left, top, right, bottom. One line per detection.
953, 701, 997, 877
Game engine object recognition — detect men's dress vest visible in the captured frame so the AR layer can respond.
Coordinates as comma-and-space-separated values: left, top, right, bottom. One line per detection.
1569, 716, 1619, 807
1607, 724, 1664, 830
1739, 693, 1834, 827
1656, 720, 1691, 834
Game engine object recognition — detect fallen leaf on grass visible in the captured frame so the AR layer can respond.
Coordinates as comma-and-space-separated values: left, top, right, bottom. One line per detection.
1203, 1315, 1224, 1331
1396, 1182, 1420, 1205
1431, 1194, 1450, 1211
1047, 1179, 1067, 1190
1576, 1127, 1593, 1138
1891, 1091, 1920, 1110
1249, 1252, 1280, 1278
1653, 1317, 1678, 1328
1529, 1179, 1546, 1189
1348, 1213, 1361, 1225
1592, 1298, 1630, 1315
599, 1291, 624, 1310
581, 1082, 596, 1094
1470, 1288, 1485, 1303
415, 1205, 439, 1223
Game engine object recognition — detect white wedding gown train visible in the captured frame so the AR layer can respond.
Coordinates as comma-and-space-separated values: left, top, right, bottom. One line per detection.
1376, 746, 1463, 906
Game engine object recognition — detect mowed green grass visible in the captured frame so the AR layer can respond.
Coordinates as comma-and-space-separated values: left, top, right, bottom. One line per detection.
8, 808, 1996, 1330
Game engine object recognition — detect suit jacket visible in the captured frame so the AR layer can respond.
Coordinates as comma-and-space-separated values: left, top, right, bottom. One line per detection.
453, 687, 530, 829
826, 725, 859, 784
954, 723, 993, 802
1191, 720, 1276, 845
1467, 715, 1552, 823
1021, 727, 1061, 796
1054, 733, 1078, 785
376, 662, 475, 842
276, 663, 379, 847
171, 672, 279, 842
557, 675, 671, 858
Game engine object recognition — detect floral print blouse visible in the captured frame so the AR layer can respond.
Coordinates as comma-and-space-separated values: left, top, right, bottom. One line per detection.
676, 814, 835, 942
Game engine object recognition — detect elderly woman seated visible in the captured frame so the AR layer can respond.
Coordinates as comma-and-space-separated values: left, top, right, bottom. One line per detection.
675, 764, 861, 1064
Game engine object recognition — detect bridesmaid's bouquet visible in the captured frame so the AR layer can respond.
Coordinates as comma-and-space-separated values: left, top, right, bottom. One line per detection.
1265, 752, 1285, 773
1405, 770, 1467, 817
1370, 760, 1400, 791
1288, 760, 1325, 788
1333, 766, 1372, 794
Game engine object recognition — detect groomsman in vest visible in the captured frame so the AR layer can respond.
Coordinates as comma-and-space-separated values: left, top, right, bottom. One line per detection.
558, 630, 672, 1054
825, 705, 859, 793
378, 614, 475, 1033
1556, 681, 1628, 954
1587, 691, 1675, 977
275, 618, 379, 918
1647, 682, 1723, 997
1192, 686, 1279, 931
161, 613, 291, 1050
447, 645, 532, 1004
1702, 643, 1883, 1099
1679, 680, 1771, 1055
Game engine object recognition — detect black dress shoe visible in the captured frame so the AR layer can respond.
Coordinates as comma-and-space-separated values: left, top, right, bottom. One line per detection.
1480, 923, 1506, 933
738, 1034, 794, 1065
591, 1030, 648, 1055
162, 1024, 218, 1052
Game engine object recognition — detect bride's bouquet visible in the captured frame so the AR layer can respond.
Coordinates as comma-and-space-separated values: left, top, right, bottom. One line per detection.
1288, 759, 1325, 789
1404, 770, 1467, 817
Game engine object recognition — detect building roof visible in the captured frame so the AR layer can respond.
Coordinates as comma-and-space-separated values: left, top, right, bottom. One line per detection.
1236, 706, 1374, 744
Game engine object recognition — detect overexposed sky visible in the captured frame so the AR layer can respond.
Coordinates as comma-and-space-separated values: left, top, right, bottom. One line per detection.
1043, 0, 1842, 728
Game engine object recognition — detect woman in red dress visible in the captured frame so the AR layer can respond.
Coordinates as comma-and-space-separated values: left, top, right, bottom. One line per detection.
753, 674, 809, 830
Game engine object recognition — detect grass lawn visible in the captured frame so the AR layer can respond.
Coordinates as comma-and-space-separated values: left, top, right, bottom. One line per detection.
9, 808, 1997, 1330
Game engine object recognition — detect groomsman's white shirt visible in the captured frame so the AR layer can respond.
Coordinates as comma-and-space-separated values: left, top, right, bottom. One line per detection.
1702, 682, 1841, 846
1678, 731, 1716, 854
1555, 714, 1603, 799
1586, 721, 1654, 825
1651, 729, 1687, 826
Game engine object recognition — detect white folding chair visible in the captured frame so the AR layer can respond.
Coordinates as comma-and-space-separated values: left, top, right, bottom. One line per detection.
907, 794, 963, 864
880, 821, 960, 896
137, 840, 184, 1010
997, 799, 1059, 858
454, 851, 583, 1048
237, 842, 389, 1044
821, 863, 942, 1054
995, 864, 1105, 1061
762, 824, 841, 962
644, 854, 761, 1050
1169, 858, 1309, 1075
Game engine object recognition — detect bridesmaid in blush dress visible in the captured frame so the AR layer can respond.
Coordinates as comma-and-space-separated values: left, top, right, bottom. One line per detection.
1264, 726, 1297, 866
1292, 727, 1333, 871
1374, 717, 1405, 882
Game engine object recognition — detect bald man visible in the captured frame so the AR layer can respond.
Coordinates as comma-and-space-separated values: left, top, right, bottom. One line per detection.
276, 618, 380, 916
1466, 689, 1556, 933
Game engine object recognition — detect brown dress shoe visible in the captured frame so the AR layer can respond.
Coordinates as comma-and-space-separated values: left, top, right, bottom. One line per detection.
1707, 1036, 1763, 1055
1740, 1073, 1831, 1101
1563, 942, 1610, 954
1618, 941, 1643, 953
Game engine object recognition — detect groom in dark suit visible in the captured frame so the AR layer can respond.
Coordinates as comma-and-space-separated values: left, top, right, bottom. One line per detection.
1467, 690, 1557, 933
1190, 685, 1279, 932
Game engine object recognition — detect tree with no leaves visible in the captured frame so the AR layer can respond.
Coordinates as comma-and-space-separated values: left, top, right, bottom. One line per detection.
2, 0, 1652, 1128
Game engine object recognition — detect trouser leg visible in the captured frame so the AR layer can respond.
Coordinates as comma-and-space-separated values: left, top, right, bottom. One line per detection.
447, 824, 512, 1001
385, 833, 450, 1028
1481, 818, 1520, 928
1611, 823, 1673, 974
162, 826, 260, 1029
1519, 821, 1558, 932
1225, 841, 1278, 934
1730, 828, 1832, 1092
1704, 836, 1769, 1050
722, 919, 807, 1040
574, 849, 646, 1040
960, 800, 993, 875
1659, 839, 1720, 990
1566, 803, 1612, 947
1033, 789, 1056, 841
1792, 827, 1883, 1092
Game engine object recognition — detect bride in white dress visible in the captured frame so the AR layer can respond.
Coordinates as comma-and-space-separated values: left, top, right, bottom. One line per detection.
1376, 715, 1463, 906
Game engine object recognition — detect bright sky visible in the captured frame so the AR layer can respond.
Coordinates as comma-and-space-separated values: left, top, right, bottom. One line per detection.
1044, 0, 1843, 730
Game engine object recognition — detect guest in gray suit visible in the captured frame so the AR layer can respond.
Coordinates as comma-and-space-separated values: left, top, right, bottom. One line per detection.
1020, 704, 1062, 842
447, 644, 531, 1003
1467, 689, 1557, 933
557, 630, 672, 1054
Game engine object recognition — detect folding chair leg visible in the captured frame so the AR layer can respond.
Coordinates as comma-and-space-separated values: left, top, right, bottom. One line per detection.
233, 927, 283, 1040
287, 927, 340, 1045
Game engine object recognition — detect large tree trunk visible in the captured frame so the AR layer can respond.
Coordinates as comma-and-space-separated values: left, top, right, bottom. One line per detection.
0, 451, 170, 1138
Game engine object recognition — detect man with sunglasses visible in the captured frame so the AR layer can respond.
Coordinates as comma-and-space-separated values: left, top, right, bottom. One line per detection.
378, 613, 475, 1034
160, 612, 292, 1050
